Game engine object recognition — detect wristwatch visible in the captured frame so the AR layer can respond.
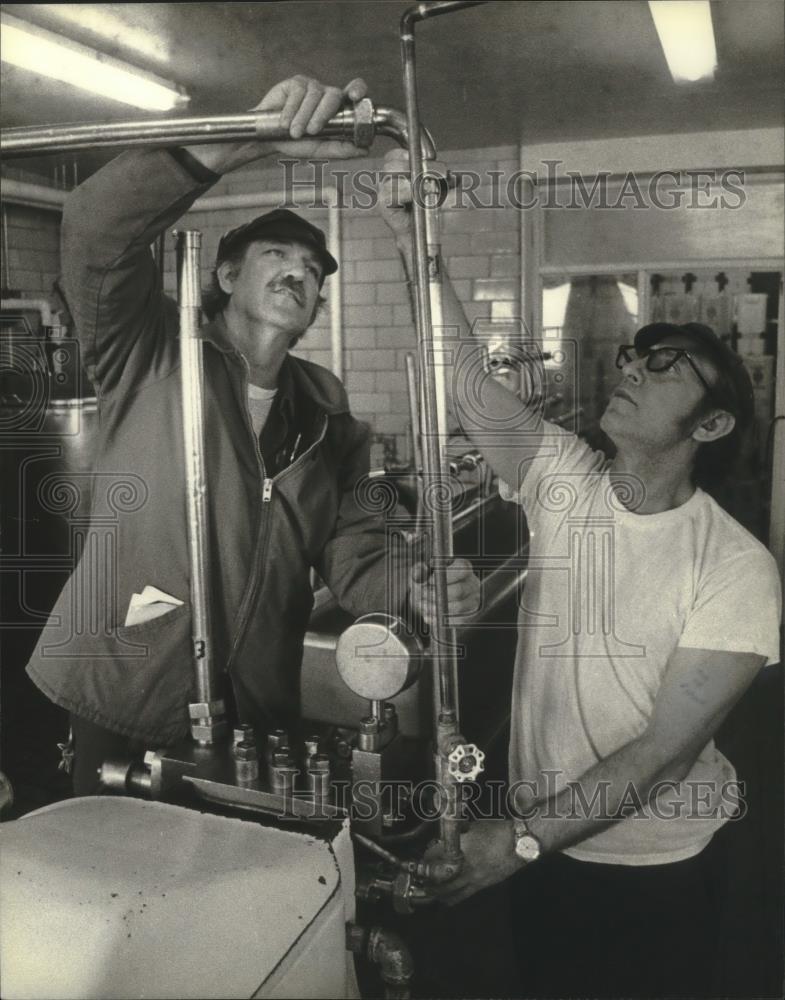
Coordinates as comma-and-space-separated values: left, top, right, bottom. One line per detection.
513, 818, 542, 864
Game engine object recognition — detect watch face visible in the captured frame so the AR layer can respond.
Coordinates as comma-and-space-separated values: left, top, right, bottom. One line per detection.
515, 832, 540, 863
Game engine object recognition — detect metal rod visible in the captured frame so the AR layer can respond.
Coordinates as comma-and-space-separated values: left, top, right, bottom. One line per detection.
400, 0, 486, 865
0, 105, 434, 159
176, 230, 220, 734
327, 188, 343, 380
404, 353, 423, 501
0, 178, 67, 211
401, 5, 480, 728
155, 233, 165, 288
2, 206, 10, 289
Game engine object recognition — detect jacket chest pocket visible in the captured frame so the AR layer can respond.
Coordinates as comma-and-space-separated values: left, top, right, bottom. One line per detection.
277, 441, 341, 561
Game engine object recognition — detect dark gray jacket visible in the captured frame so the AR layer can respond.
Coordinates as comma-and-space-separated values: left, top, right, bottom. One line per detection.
27, 149, 397, 743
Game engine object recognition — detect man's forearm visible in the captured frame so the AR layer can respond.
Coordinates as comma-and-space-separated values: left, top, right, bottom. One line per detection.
395, 234, 544, 488
520, 734, 694, 854
394, 238, 468, 341
181, 140, 278, 177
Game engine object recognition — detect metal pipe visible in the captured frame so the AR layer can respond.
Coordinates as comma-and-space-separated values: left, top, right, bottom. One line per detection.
1, 207, 10, 288
347, 925, 415, 1000
0, 179, 67, 211
400, 0, 487, 866
326, 188, 343, 380
400, 8, 458, 728
155, 233, 165, 288
368, 927, 415, 999
404, 352, 422, 477
0, 105, 428, 159
373, 107, 437, 160
176, 230, 223, 742
1, 298, 53, 326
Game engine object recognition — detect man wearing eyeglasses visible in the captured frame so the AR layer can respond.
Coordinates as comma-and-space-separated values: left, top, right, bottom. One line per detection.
454, 322, 780, 995
377, 165, 781, 996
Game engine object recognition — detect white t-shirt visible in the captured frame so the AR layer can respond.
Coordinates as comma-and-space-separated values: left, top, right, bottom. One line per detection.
247, 383, 277, 438
501, 423, 781, 865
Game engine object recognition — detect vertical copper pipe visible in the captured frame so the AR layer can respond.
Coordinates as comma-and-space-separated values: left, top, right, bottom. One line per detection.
400, 0, 486, 863
400, 7, 459, 730
176, 230, 222, 740
406, 354, 422, 480
156, 232, 166, 288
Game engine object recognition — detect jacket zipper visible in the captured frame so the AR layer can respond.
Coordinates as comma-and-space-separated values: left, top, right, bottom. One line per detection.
226, 354, 272, 669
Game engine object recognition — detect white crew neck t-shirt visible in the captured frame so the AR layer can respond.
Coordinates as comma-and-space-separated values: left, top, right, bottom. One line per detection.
247, 383, 277, 438
501, 423, 781, 865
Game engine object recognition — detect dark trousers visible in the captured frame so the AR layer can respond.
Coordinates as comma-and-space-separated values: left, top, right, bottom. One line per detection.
509, 835, 728, 999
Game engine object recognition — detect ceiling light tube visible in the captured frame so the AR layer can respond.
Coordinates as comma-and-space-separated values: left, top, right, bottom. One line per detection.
648, 0, 717, 83
0, 12, 189, 112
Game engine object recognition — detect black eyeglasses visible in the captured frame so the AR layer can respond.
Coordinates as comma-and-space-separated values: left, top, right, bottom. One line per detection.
615, 344, 715, 398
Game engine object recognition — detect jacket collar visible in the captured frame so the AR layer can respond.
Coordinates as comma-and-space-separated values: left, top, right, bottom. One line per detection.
202, 313, 348, 417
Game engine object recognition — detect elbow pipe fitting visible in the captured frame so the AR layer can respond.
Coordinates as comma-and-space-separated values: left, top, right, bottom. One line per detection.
368, 927, 416, 999
373, 106, 436, 159
401, 0, 485, 32
347, 924, 415, 999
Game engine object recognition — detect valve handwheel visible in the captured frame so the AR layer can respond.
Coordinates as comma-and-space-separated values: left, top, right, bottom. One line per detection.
447, 743, 485, 782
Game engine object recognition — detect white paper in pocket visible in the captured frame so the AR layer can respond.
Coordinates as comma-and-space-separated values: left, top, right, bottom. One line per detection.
124, 586, 184, 627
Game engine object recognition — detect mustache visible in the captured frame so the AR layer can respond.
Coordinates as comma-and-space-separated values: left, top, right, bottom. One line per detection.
269, 277, 305, 307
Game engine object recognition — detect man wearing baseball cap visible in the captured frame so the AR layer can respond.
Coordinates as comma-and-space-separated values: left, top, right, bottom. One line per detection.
27, 75, 479, 794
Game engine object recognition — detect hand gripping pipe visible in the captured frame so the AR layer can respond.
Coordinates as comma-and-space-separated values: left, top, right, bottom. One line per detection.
400, 0, 487, 869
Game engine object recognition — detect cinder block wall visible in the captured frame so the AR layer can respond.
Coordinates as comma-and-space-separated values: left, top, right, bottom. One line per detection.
1, 165, 62, 300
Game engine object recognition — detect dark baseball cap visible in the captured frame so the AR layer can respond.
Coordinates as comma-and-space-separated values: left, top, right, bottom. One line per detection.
215, 208, 338, 284
634, 322, 754, 430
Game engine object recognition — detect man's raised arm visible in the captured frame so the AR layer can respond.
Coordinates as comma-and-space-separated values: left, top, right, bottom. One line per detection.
376, 148, 545, 492
62, 76, 367, 395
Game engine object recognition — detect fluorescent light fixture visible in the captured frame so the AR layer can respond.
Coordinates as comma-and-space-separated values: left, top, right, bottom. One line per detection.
0, 12, 188, 111
648, 1, 717, 83
30, 5, 171, 65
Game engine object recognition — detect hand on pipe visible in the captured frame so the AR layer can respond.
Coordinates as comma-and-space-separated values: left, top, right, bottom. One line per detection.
186, 75, 368, 174
408, 556, 480, 627
377, 147, 451, 242
427, 819, 524, 906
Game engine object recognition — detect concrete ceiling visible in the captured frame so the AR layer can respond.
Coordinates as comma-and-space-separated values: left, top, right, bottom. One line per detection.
2, 1, 783, 178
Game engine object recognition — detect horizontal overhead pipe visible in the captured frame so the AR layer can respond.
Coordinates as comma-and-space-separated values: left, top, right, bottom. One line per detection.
1, 105, 435, 160
0, 179, 67, 210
